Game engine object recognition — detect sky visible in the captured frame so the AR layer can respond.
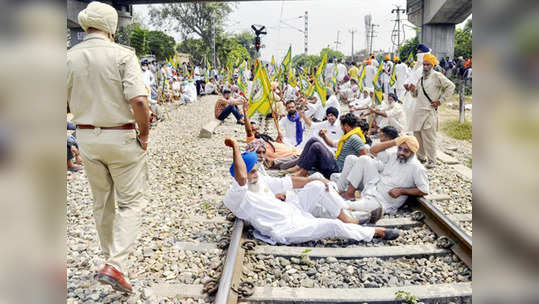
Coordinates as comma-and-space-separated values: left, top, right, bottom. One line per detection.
134, 0, 470, 62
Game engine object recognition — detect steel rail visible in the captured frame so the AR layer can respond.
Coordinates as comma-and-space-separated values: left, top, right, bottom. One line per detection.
215, 219, 244, 304
417, 197, 472, 268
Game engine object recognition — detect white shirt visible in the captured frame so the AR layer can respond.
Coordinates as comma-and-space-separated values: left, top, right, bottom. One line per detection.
224, 176, 295, 244
363, 149, 429, 213
279, 115, 305, 147
350, 96, 371, 118
284, 85, 298, 102
336, 63, 347, 82
379, 102, 407, 132
142, 69, 155, 90
364, 65, 377, 88
302, 120, 343, 153
205, 81, 216, 94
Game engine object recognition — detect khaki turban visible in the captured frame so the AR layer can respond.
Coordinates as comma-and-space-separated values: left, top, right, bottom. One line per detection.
423, 53, 439, 66
395, 136, 420, 153
78, 1, 118, 35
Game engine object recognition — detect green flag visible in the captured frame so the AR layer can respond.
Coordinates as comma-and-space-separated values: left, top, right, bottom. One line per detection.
281, 46, 292, 71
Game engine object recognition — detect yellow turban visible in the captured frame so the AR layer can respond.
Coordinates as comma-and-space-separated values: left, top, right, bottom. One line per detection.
78, 1, 118, 35
395, 136, 420, 153
423, 53, 439, 66
393, 56, 400, 62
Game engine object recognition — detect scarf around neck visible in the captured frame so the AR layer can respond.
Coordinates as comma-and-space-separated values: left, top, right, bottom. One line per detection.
335, 127, 366, 158
287, 112, 303, 146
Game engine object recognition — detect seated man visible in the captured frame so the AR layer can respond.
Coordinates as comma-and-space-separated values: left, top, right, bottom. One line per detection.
287, 113, 367, 179
301, 106, 343, 154
214, 89, 245, 124
205, 78, 217, 95
67, 128, 82, 172
332, 125, 399, 198
223, 138, 399, 245
277, 100, 305, 147
334, 135, 429, 216
369, 93, 407, 133
349, 88, 372, 119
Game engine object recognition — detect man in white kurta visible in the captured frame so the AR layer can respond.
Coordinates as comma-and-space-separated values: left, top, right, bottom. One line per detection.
372, 93, 407, 133
394, 58, 408, 100
349, 88, 372, 119
364, 63, 377, 89
336, 59, 347, 82
278, 100, 305, 147
300, 107, 343, 154
381, 56, 393, 94
331, 136, 429, 215
223, 139, 400, 244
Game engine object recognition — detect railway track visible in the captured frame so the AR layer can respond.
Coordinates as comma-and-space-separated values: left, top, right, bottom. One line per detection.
214, 197, 472, 304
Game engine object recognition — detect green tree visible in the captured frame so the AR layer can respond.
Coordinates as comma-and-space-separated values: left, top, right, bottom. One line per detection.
129, 25, 149, 56
292, 54, 321, 71
233, 31, 259, 59
398, 35, 419, 63
177, 38, 209, 65
216, 35, 250, 67
454, 19, 472, 58
320, 48, 344, 61
147, 30, 176, 61
148, 2, 233, 65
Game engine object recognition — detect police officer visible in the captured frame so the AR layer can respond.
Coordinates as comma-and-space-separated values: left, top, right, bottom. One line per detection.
67, 1, 150, 293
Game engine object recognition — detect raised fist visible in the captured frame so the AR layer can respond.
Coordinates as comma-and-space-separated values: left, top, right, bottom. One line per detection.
224, 137, 236, 148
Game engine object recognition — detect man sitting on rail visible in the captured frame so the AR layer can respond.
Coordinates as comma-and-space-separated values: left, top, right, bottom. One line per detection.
223, 137, 400, 245
333, 135, 429, 218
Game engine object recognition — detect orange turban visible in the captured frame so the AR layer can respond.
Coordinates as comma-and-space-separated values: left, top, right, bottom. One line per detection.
385, 55, 390, 60
423, 53, 439, 66
395, 136, 420, 153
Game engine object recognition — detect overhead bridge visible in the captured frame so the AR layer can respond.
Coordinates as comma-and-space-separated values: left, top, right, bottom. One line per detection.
406, 0, 472, 59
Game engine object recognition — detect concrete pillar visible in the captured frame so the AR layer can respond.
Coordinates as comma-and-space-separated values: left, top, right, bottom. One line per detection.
421, 23, 455, 59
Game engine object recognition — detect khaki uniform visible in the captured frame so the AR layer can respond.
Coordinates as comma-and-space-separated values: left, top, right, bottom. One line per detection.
411, 70, 455, 162
67, 33, 148, 274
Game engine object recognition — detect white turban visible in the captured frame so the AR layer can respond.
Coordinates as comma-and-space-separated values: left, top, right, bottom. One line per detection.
78, 1, 118, 35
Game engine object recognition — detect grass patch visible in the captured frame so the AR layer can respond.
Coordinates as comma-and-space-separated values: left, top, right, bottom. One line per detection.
441, 120, 472, 141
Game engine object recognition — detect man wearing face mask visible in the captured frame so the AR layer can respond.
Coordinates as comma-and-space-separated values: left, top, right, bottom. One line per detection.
68, 1, 150, 293
410, 53, 455, 168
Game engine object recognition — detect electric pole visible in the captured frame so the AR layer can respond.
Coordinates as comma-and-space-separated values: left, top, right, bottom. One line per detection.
391, 5, 406, 55
334, 30, 342, 51
304, 11, 308, 54
349, 29, 357, 61
368, 24, 379, 54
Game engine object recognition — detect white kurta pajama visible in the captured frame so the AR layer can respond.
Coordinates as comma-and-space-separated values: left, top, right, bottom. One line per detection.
223, 176, 375, 245
331, 148, 429, 214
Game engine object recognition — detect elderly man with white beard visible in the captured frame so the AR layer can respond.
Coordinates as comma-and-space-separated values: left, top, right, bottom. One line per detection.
223, 138, 400, 245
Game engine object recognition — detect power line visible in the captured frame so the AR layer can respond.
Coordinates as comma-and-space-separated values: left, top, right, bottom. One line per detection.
349, 29, 357, 61
390, 5, 407, 55
367, 23, 379, 54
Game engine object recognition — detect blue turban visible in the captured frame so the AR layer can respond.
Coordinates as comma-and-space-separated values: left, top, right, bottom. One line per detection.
417, 43, 430, 53
326, 106, 339, 118
388, 93, 399, 102
230, 152, 258, 177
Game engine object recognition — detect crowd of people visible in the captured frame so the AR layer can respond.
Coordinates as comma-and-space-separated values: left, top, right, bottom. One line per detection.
220, 43, 456, 247
67, 1, 459, 294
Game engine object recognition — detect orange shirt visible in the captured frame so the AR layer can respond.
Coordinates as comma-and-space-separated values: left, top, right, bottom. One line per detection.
246, 135, 300, 160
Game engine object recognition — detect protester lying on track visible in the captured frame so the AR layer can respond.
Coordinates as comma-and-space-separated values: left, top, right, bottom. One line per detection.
333, 134, 429, 217
242, 102, 300, 170
223, 137, 400, 245
285, 113, 367, 179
